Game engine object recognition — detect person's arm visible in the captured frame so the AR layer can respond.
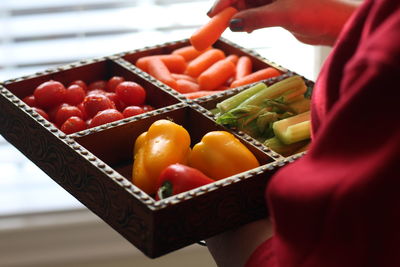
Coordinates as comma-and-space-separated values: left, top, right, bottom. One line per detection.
206, 218, 273, 267
208, 0, 361, 46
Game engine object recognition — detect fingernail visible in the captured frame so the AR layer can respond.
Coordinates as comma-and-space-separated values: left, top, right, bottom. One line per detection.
207, 8, 213, 16
229, 18, 244, 32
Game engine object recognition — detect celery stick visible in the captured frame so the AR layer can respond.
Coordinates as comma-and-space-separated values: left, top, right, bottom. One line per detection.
238, 76, 307, 108
216, 82, 267, 114
272, 111, 311, 144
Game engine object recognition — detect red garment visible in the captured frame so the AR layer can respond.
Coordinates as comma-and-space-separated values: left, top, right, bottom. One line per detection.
246, 0, 400, 266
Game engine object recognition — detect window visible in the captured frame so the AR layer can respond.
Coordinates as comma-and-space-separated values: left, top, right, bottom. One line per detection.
0, 0, 318, 216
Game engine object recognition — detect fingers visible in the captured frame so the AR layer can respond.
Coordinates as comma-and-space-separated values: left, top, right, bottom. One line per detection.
207, 0, 238, 17
229, 2, 285, 33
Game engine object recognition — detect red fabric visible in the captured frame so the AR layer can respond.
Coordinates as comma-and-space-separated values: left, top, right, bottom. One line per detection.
246, 0, 400, 266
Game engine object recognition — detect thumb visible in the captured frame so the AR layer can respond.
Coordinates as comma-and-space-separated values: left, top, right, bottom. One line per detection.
229, 2, 287, 33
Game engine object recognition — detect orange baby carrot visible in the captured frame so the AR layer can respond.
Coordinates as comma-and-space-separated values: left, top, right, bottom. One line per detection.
175, 79, 200, 94
183, 90, 223, 99
136, 54, 187, 74
147, 57, 177, 89
235, 56, 252, 80
171, 73, 197, 83
190, 7, 238, 51
185, 48, 225, 77
230, 67, 282, 88
171, 45, 211, 62
198, 59, 236, 91
226, 54, 239, 64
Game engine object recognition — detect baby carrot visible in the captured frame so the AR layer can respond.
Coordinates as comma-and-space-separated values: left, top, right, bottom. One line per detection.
171, 73, 197, 83
185, 48, 225, 77
235, 56, 252, 80
171, 45, 211, 62
175, 79, 200, 94
136, 54, 187, 74
198, 59, 236, 91
183, 90, 224, 99
230, 67, 282, 88
226, 54, 239, 64
190, 7, 238, 51
147, 57, 177, 89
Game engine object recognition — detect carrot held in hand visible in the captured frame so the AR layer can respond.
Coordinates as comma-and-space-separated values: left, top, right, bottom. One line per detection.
147, 57, 177, 89
185, 48, 225, 77
190, 7, 238, 51
235, 56, 252, 80
230, 67, 282, 88
136, 54, 187, 74
198, 59, 236, 91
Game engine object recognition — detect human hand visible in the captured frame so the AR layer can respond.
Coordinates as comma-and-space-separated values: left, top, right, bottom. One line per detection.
207, 0, 360, 46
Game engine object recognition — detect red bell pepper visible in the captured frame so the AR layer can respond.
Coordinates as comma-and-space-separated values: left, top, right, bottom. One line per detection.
156, 163, 214, 200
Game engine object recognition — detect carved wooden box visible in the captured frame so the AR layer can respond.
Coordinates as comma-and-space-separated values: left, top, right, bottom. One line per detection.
0, 38, 309, 258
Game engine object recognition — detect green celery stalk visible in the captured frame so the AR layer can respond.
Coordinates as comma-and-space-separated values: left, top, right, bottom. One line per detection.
216, 83, 267, 114
237, 75, 307, 108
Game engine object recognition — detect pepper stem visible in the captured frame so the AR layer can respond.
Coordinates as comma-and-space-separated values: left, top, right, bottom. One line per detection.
157, 181, 173, 199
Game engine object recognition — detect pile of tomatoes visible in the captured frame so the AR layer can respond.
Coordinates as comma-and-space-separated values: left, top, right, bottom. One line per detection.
23, 76, 154, 134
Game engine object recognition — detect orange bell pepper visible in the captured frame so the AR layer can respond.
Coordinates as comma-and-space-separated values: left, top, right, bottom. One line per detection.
132, 119, 191, 195
188, 131, 260, 180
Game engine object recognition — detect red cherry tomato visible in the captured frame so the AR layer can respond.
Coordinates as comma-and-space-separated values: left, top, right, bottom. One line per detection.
88, 80, 107, 91
106, 92, 126, 111
70, 80, 88, 91
122, 106, 145, 118
107, 76, 125, 92
32, 107, 50, 121
83, 94, 116, 118
77, 102, 88, 120
65, 84, 85, 105
89, 109, 124, 128
55, 105, 83, 126
61, 116, 87, 134
34, 80, 67, 109
115, 81, 146, 106
22, 95, 36, 107
48, 103, 70, 121
87, 89, 107, 96
140, 104, 154, 112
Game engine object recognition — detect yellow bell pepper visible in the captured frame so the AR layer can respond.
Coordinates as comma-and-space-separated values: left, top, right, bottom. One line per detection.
188, 131, 260, 180
132, 119, 191, 195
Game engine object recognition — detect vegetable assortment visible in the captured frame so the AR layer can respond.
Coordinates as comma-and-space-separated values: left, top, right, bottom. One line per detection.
131, 119, 260, 197
213, 75, 312, 156
23, 77, 154, 134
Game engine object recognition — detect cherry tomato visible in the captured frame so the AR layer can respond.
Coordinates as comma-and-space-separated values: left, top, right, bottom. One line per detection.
61, 116, 87, 134
55, 105, 83, 126
34, 80, 67, 109
22, 95, 36, 107
89, 109, 124, 128
140, 105, 154, 112
107, 76, 125, 92
122, 106, 145, 118
106, 92, 126, 111
115, 81, 146, 106
77, 102, 88, 121
65, 84, 85, 105
88, 80, 107, 91
32, 107, 50, 121
87, 89, 107, 96
48, 103, 70, 121
83, 94, 116, 118
70, 80, 88, 91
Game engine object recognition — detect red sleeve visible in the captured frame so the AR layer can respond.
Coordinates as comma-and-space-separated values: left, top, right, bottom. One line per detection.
246, 0, 400, 266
